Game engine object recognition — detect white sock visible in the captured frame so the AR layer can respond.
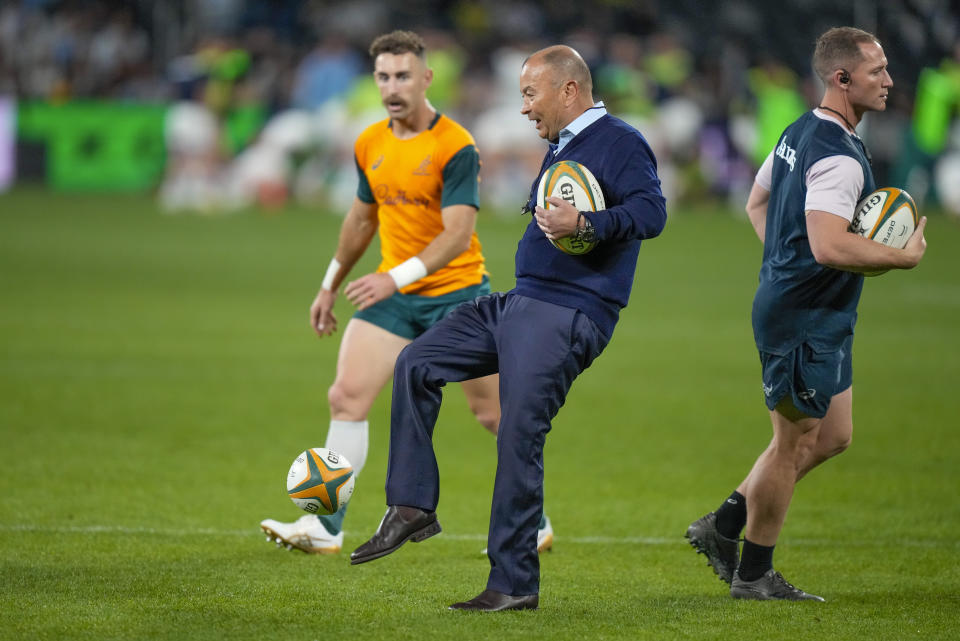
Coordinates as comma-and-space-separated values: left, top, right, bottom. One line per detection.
325, 419, 368, 476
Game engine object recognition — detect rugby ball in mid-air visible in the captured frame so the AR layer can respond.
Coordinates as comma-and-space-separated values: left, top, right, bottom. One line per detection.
536, 160, 605, 255
849, 187, 918, 276
286, 447, 355, 515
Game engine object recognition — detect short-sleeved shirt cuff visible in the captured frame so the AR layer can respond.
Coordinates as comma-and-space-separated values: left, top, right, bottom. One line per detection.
356, 156, 375, 203
804, 155, 865, 222
440, 145, 480, 209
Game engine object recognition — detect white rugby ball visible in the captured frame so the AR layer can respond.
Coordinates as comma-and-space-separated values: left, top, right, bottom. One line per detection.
286, 447, 355, 515
536, 160, 605, 255
850, 187, 918, 276
850, 187, 918, 248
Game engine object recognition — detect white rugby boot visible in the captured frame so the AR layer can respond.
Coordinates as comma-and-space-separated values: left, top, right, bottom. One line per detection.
259, 514, 343, 554
482, 514, 554, 555
536, 515, 554, 553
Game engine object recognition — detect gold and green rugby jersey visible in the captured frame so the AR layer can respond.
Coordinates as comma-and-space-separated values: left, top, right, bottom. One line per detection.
355, 113, 486, 296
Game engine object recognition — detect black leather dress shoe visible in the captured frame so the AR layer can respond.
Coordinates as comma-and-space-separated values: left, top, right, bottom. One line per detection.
350, 505, 441, 565
448, 589, 539, 612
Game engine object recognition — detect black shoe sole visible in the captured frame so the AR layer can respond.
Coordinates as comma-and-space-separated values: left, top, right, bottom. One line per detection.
448, 601, 539, 612
685, 529, 736, 584
350, 520, 442, 565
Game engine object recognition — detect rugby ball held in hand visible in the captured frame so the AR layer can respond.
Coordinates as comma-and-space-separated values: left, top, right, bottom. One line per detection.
536, 160, 605, 255
850, 187, 918, 249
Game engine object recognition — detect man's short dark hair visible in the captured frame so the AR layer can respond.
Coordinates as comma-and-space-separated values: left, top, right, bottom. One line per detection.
369, 30, 427, 60
813, 27, 880, 83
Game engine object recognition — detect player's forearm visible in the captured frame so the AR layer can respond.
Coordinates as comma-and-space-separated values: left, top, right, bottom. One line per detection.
811, 232, 917, 272
411, 204, 479, 274
807, 208, 924, 272
745, 182, 769, 243
746, 206, 766, 243
324, 204, 378, 290
324, 236, 373, 292
334, 223, 376, 266
414, 227, 474, 273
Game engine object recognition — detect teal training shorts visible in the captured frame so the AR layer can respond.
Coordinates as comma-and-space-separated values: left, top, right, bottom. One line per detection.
759, 334, 854, 419
353, 276, 491, 340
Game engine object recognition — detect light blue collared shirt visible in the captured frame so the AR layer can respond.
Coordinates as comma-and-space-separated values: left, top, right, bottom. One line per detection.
554, 101, 607, 154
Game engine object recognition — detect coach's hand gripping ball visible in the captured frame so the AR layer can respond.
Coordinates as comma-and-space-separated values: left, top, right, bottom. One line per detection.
286, 447, 355, 515
536, 160, 605, 255
850, 187, 919, 276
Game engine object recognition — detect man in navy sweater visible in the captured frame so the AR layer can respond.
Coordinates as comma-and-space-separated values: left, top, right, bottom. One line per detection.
350, 45, 667, 611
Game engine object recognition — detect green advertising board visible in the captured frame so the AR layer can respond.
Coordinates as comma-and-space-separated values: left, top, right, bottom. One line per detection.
16, 101, 264, 191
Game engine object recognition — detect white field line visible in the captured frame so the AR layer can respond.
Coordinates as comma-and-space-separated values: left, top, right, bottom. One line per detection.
0, 523, 956, 548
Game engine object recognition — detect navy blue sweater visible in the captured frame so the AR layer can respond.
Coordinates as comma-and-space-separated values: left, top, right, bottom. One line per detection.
512, 114, 667, 339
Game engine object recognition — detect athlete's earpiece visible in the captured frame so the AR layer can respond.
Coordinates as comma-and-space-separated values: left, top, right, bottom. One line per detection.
839, 69, 850, 85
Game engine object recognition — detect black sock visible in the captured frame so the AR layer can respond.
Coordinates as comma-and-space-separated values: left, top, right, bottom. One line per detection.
738, 539, 775, 581
715, 491, 746, 540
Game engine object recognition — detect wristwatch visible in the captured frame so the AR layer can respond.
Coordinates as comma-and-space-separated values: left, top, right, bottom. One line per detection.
575, 215, 596, 244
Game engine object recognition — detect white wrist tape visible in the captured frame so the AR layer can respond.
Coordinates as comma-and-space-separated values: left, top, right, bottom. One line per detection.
387, 256, 427, 289
321, 257, 341, 291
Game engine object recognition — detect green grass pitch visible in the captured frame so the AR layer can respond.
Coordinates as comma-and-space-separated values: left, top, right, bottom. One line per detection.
1, 188, 958, 640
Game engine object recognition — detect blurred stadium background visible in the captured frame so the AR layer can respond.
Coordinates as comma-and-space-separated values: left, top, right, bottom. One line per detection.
1, 0, 959, 214
2, 2, 959, 639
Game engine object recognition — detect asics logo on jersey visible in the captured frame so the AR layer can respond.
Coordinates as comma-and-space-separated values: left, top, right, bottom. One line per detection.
798, 388, 817, 400
371, 155, 384, 170
412, 155, 432, 176
775, 139, 797, 171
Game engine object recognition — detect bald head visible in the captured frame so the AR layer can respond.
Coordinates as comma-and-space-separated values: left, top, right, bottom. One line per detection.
524, 45, 594, 97
520, 45, 596, 142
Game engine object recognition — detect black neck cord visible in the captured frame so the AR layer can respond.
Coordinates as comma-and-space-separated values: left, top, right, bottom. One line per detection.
817, 105, 872, 166
817, 105, 857, 133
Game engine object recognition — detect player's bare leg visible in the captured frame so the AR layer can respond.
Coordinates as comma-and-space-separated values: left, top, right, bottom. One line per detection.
261, 319, 409, 553
693, 389, 852, 584
743, 401, 821, 544
796, 387, 852, 480
329, 318, 410, 421
460, 374, 501, 434
730, 388, 852, 504
731, 401, 825, 601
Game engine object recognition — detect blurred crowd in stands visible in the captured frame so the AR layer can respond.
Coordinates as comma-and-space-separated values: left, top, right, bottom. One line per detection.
2, 0, 959, 214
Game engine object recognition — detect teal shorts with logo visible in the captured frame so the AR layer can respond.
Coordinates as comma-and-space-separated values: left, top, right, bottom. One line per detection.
759, 334, 854, 419
354, 276, 491, 340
